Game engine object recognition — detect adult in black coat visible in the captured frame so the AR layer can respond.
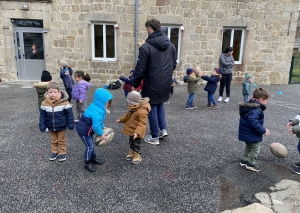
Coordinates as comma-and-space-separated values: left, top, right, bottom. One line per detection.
132, 19, 177, 145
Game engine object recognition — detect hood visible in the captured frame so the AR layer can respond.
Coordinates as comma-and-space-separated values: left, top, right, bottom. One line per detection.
146, 30, 170, 51
93, 88, 113, 109
78, 79, 92, 88
239, 99, 266, 117
33, 81, 50, 88
140, 97, 151, 112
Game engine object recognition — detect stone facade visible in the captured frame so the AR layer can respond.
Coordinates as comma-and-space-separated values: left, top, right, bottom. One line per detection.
0, 0, 299, 84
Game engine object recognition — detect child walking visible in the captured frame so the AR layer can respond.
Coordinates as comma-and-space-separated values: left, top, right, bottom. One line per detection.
39, 82, 74, 162
242, 73, 254, 102
116, 70, 135, 98
60, 60, 74, 103
238, 88, 270, 172
72, 71, 92, 122
286, 115, 300, 174
76, 88, 113, 172
116, 91, 151, 165
183, 67, 201, 109
33, 70, 52, 111
201, 67, 222, 110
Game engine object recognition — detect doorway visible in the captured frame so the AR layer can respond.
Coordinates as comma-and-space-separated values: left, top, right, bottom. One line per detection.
13, 19, 46, 80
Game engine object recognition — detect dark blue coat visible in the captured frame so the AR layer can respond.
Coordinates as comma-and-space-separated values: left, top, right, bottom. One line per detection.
60, 67, 75, 89
201, 75, 220, 94
238, 100, 266, 143
132, 30, 177, 104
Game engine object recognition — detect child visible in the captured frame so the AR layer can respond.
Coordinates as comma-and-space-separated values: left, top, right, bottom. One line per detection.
238, 88, 270, 172
201, 67, 222, 110
116, 91, 151, 165
60, 60, 74, 103
242, 73, 254, 102
286, 115, 300, 174
116, 70, 135, 98
33, 70, 52, 111
39, 82, 74, 162
72, 71, 92, 122
183, 67, 201, 109
76, 88, 113, 172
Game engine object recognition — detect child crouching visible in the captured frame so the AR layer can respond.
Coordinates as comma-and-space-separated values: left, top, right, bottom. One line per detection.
116, 91, 151, 164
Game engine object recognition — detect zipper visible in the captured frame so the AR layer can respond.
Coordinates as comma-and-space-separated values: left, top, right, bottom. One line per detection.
52, 107, 55, 131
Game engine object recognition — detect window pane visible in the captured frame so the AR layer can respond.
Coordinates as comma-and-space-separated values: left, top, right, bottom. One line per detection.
161, 27, 168, 36
94, 25, 103, 58
23, 32, 44, 60
106, 25, 115, 58
170, 27, 179, 55
222, 29, 231, 51
233, 30, 242, 61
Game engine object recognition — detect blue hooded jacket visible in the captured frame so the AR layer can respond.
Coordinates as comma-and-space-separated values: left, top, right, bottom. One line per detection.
76, 88, 113, 136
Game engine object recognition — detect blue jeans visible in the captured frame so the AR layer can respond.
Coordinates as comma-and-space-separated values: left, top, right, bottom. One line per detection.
77, 131, 95, 161
124, 90, 129, 98
208, 93, 216, 105
148, 103, 166, 138
243, 95, 250, 102
186, 93, 194, 107
298, 140, 300, 154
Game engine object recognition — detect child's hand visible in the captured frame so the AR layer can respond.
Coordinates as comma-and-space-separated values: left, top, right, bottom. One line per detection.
202, 72, 207, 76
99, 133, 106, 141
79, 100, 83, 103
264, 129, 270, 136
116, 119, 121, 124
286, 122, 294, 134
116, 74, 120, 78
133, 133, 138, 139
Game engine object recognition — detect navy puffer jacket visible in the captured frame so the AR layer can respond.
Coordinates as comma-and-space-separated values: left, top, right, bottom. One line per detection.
238, 100, 266, 143
132, 30, 177, 104
201, 75, 220, 94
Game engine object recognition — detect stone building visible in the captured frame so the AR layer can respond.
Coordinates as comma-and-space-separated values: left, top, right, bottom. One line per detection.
0, 0, 299, 84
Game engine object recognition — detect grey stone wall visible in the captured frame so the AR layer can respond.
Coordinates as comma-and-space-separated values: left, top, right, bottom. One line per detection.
0, 0, 299, 85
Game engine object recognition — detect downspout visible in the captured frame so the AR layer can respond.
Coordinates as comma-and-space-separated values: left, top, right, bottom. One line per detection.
134, 0, 139, 65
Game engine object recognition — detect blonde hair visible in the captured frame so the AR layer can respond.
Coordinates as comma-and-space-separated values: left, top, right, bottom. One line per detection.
46, 82, 60, 91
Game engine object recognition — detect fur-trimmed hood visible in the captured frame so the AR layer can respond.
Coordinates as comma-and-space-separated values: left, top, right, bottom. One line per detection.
33, 81, 50, 88
239, 100, 266, 117
140, 97, 151, 112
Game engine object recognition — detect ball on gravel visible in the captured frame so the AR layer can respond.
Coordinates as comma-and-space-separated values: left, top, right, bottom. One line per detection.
270, 143, 288, 158
94, 127, 114, 147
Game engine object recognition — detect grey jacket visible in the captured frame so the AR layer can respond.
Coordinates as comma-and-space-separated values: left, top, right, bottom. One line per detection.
219, 53, 235, 74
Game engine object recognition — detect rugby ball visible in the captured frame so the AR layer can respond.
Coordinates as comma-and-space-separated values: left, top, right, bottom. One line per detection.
270, 143, 288, 158
94, 127, 115, 147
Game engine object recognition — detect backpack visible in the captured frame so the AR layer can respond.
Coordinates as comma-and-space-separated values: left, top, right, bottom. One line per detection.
183, 76, 189, 83
108, 80, 121, 90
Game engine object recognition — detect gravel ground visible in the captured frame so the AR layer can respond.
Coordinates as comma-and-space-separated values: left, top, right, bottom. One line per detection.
0, 82, 300, 213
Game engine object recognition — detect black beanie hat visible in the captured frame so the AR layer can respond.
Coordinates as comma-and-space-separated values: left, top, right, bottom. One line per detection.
41, 70, 52, 82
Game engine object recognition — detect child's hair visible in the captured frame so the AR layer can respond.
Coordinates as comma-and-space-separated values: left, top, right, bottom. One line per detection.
74, 70, 91, 82
252, 88, 270, 100
46, 82, 60, 91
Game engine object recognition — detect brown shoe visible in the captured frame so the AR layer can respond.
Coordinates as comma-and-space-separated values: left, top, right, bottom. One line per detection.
211, 104, 218, 110
206, 104, 212, 108
125, 149, 135, 161
131, 152, 142, 164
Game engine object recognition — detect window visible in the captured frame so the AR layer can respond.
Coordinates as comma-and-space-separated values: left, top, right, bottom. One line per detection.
222, 28, 245, 64
91, 23, 117, 61
161, 26, 182, 63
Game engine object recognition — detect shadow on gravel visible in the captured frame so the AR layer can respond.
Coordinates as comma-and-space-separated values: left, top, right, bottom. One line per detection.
219, 161, 300, 211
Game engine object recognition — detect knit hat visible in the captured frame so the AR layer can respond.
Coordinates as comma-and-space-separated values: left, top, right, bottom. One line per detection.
126, 91, 141, 105
41, 70, 52, 82
245, 73, 252, 80
186, 68, 194, 75
59, 60, 68, 67
130, 70, 135, 75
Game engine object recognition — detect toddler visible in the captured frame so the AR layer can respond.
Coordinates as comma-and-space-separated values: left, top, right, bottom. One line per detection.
242, 73, 254, 102
60, 60, 74, 103
183, 67, 201, 109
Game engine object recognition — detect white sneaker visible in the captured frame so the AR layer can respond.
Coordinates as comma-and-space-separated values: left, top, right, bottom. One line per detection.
45, 128, 49, 132
224, 97, 230, 103
144, 135, 160, 145
217, 96, 223, 102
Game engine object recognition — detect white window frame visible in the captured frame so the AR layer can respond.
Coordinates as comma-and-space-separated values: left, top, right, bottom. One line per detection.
91, 23, 117, 61
222, 28, 245, 64
161, 26, 182, 63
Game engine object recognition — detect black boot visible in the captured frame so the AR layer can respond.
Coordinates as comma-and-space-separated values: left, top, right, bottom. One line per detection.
91, 155, 104, 165
85, 160, 95, 172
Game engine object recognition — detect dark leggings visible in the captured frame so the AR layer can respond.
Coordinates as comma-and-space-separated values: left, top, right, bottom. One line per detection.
219, 73, 232, 97
66, 88, 72, 103
129, 136, 142, 153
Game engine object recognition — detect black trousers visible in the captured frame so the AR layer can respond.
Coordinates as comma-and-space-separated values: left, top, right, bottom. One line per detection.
129, 136, 142, 153
219, 73, 232, 97
66, 88, 72, 103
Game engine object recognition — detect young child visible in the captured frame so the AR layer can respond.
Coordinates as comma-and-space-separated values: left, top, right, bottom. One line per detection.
183, 67, 201, 109
201, 67, 222, 110
242, 73, 254, 102
76, 88, 113, 172
39, 82, 74, 162
116, 91, 151, 165
286, 115, 300, 174
33, 70, 52, 111
60, 60, 74, 103
116, 70, 135, 98
238, 88, 270, 172
72, 71, 92, 122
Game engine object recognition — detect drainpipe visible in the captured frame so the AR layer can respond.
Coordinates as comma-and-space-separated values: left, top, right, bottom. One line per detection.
134, 0, 139, 65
